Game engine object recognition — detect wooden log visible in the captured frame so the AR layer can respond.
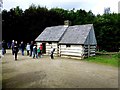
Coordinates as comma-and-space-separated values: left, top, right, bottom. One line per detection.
90, 54, 96, 56
90, 50, 96, 53
60, 49, 83, 53
61, 55, 83, 59
61, 52, 83, 56
90, 46, 96, 49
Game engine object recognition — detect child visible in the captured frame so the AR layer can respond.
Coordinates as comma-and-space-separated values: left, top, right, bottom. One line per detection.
40, 44, 43, 57
37, 47, 41, 58
33, 44, 38, 59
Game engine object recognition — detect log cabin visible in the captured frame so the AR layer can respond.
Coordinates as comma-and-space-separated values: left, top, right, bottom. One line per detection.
35, 22, 97, 59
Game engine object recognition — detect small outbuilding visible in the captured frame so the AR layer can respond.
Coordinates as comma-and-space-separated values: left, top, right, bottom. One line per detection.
35, 23, 97, 59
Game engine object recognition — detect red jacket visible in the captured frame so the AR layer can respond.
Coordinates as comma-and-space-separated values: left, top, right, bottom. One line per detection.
40, 44, 43, 50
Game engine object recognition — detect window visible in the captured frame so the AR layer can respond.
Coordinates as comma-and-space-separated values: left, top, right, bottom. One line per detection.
66, 44, 71, 47
48, 42, 52, 44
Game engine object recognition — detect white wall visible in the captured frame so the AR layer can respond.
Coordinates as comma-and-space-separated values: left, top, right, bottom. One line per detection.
36, 42, 59, 56
36, 42, 42, 49
46, 42, 58, 56
36, 42, 96, 58
59, 45, 84, 59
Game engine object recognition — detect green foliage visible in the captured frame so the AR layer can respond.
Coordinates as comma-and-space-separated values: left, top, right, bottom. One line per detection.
117, 52, 120, 58
101, 50, 107, 53
2, 5, 120, 52
94, 13, 120, 51
117, 52, 120, 67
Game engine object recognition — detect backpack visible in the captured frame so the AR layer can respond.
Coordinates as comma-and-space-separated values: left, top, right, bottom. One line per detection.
53, 48, 55, 52
51, 48, 55, 54
13, 45, 18, 52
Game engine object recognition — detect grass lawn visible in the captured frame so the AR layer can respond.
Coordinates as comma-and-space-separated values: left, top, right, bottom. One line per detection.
85, 52, 120, 67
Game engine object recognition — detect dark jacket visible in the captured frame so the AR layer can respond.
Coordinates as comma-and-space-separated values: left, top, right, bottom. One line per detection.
13, 43, 19, 52
2, 41, 6, 49
20, 43, 25, 50
30, 44, 34, 51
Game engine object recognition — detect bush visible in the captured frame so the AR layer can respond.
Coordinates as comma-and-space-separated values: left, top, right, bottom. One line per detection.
117, 52, 120, 58
101, 50, 107, 53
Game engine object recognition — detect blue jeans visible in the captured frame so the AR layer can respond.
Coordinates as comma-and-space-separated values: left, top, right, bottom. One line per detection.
30, 50, 33, 56
21, 49, 24, 56
12, 47, 14, 55
2, 48, 5, 55
33, 52, 38, 58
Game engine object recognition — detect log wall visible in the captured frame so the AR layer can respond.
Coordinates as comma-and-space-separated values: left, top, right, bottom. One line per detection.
84, 45, 96, 57
59, 45, 84, 59
46, 42, 58, 56
36, 42, 59, 56
36, 42, 96, 58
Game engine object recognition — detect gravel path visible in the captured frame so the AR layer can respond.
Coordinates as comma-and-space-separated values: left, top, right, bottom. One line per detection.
2, 50, 118, 88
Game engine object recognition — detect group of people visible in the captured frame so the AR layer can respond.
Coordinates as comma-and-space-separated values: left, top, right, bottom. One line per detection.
11, 40, 43, 60
2, 40, 55, 60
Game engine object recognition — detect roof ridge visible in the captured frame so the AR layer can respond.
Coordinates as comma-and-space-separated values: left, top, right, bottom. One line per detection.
58, 26, 69, 42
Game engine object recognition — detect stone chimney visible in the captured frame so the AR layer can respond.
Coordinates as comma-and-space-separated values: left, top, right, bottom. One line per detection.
64, 20, 71, 27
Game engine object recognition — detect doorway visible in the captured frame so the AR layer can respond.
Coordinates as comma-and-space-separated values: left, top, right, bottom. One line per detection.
42, 43, 46, 54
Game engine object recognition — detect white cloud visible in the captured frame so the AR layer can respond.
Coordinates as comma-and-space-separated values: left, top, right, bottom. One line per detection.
3, 0, 29, 10
2, 0, 120, 15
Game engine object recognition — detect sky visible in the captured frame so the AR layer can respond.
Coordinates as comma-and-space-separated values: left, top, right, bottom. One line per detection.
2, 0, 120, 15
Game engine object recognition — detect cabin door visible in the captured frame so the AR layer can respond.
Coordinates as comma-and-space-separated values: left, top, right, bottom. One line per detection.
42, 43, 46, 54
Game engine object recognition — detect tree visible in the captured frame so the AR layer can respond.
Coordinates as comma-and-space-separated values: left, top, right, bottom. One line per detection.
2, 5, 120, 51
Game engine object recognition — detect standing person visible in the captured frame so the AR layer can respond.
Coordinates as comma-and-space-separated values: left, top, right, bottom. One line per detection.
33, 44, 38, 59
30, 41, 34, 57
40, 44, 43, 57
2, 40, 6, 55
50, 46, 55, 59
20, 41, 25, 56
26, 43, 30, 56
11, 40, 15, 55
7, 41, 11, 49
13, 41, 19, 60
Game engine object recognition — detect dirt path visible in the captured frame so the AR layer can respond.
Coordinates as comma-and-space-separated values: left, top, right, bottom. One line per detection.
2, 50, 118, 88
